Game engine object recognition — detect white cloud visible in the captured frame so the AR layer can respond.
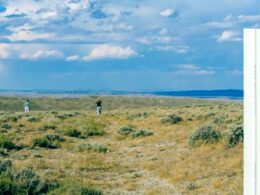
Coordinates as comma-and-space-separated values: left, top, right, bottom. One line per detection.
177, 64, 199, 70
160, 8, 177, 18
175, 69, 215, 76
159, 28, 168, 35
5, 23, 56, 42
237, 14, 260, 22
20, 50, 64, 60
66, 55, 81, 61
204, 21, 234, 29
150, 45, 189, 54
65, 0, 90, 12
0, 45, 11, 59
6, 30, 55, 42
173, 64, 215, 76
83, 44, 137, 61
217, 30, 242, 42
138, 35, 177, 45
204, 14, 260, 29
226, 69, 243, 75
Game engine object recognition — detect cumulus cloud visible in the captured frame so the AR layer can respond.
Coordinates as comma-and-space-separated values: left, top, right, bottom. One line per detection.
83, 44, 137, 61
160, 8, 177, 18
217, 30, 241, 42
65, 0, 90, 13
20, 50, 64, 60
66, 55, 81, 61
5, 23, 56, 42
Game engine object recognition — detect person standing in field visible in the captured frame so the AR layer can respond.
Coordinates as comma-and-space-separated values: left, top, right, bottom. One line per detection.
24, 99, 31, 113
96, 98, 102, 115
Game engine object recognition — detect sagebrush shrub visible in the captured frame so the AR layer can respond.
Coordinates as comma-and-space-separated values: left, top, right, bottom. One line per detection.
189, 125, 222, 145
33, 138, 59, 149
27, 117, 40, 122
1, 123, 12, 130
118, 126, 134, 135
228, 125, 243, 147
76, 143, 108, 153
80, 187, 102, 195
46, 134, 65, 142
56, 113, 74, 120
0, 135, 19, 150
42, 124, 57, 131
213, 116, 225, 124
0, 160, 12, 174
0, 160, 57, 194
65, 129, 82, 138
118, 127, 153, 138
131, 129, 153, 137
83, 129, 104, 137
13, 168, 41, 194
160, 114, 182, 124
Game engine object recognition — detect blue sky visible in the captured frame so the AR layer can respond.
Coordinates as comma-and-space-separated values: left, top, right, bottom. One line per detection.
0, 0, 258, 91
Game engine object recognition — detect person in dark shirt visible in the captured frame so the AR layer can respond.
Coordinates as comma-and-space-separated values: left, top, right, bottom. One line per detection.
96, 99, 102, 115
24, 99, 31, 113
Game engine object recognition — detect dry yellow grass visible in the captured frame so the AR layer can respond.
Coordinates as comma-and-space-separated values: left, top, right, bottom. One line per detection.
0, 98, 243, 194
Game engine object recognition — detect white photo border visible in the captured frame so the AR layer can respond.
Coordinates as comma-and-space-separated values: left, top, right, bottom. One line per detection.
244, 28, 260, 195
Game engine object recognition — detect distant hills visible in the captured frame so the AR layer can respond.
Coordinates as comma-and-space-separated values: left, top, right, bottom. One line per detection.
150, 90, 243, 99
0, 89, 243, 99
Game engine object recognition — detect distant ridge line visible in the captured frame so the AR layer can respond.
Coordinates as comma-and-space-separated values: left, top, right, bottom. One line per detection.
0, 89, 243, 99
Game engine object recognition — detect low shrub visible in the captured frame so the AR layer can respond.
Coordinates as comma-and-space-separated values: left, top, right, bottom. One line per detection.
80, 187, 102, 195
27, 117, 40, 122
49, 178, 102, 195
0, 160, 12, 174
118, 127, 154, 138
65, 127, 104, 139
83, 129, 105, 137
0, 149, 9, 157
186, 182, 198, 191
160, 114, 182, 124
5, 116, 18, 123
82, 121, 105, 137
56, 113, 74, 120
228, 125, 243, 147
42, 124, 57, 131
118, 126, 134, 136
13, 168, 42, 194
0, 160, 57, 194
65, 129, 82, 138
33, 138, 59, 149
51, 111, 58, 115
75, 143, 108, 153
1, 123, 12, 130
213, 116, 225, 124
131, 129, 153, 137
189, 125, 222, 145
46, 134, 65, 142
0, 135, 19, 150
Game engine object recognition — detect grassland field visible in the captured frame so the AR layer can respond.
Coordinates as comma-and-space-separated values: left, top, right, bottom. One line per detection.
0, 96, 243, 195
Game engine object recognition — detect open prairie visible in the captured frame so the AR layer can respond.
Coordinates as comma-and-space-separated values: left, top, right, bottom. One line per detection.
0, 96, 243, 195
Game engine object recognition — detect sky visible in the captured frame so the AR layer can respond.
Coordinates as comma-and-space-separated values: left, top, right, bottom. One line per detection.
0, 0, 259, 91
